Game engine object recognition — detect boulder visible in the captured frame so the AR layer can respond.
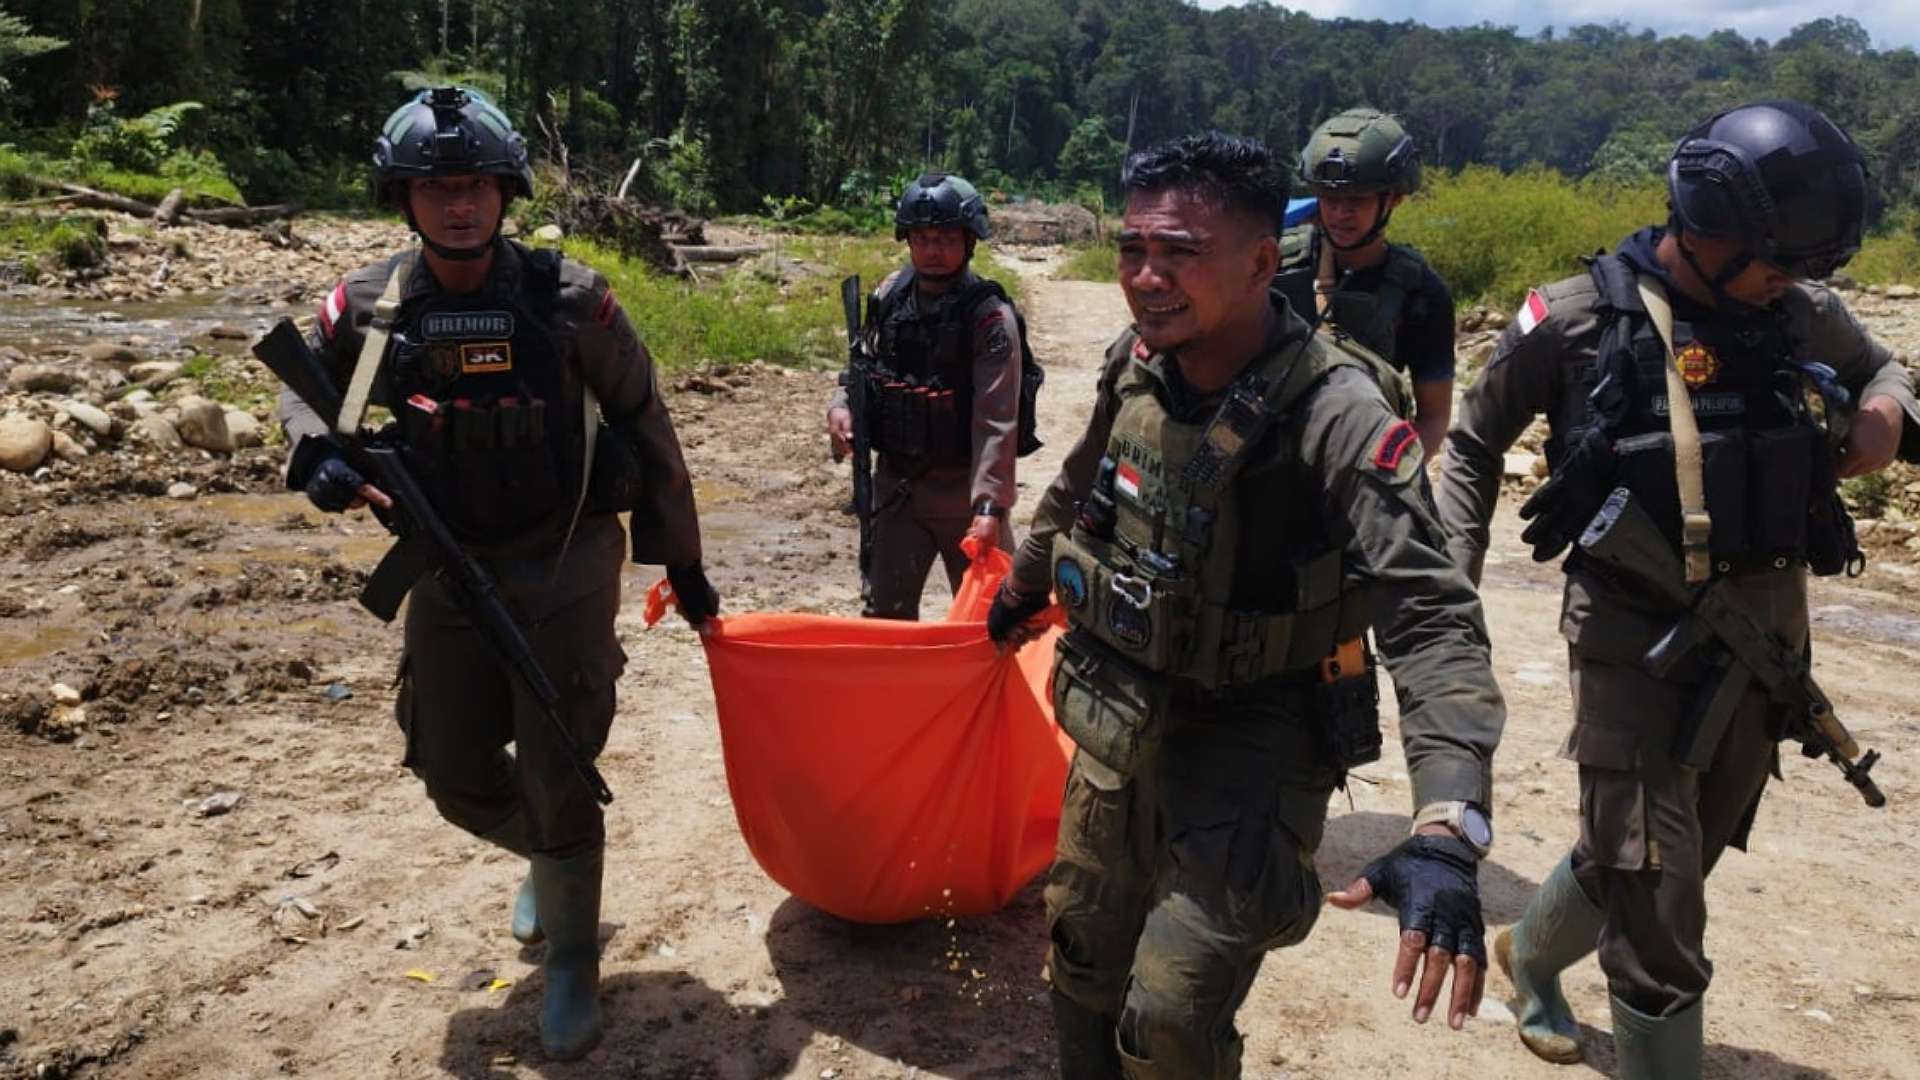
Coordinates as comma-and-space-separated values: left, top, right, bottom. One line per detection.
224, 410, 263, 448
0, 414, 52, 473
1887, 283, 1919, 300
81, 343, 141, 366
130, 413, 184, 450
59, 401, 114, 439
128, 360, 182, 383
7, 364, 85, 394
533, 224, 565, 243
50, 430, 88, 462
174, 396, 235, 454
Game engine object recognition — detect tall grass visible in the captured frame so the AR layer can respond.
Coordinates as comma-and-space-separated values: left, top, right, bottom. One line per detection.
1056, 243, 1117, 283
1850, 208, 1920, 286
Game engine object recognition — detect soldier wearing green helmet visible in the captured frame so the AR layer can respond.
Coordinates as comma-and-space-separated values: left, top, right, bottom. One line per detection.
275, 86, 715, 1061
1277, 108, 1458, 456
826, 172, 1042, 618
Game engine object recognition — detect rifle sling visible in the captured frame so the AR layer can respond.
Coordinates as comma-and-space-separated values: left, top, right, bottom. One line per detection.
1635, 274, 1713, 585
336, 252, 413, 438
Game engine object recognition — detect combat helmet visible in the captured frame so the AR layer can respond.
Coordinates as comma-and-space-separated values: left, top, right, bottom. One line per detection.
895, 173, 991, 242
1668, 100, 1866, 283
372, 87, 531, 259
1297, 108, 1422, 198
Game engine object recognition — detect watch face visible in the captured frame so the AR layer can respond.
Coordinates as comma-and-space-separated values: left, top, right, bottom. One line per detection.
1461, 807, 1493, 849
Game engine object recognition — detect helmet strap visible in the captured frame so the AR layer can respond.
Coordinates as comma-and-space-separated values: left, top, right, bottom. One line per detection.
1325, 193, 1394, 252
1675, 229, 1756, 311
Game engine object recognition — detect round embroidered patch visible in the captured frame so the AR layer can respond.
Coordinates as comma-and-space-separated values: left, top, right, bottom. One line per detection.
1055, 557, 1090, 611
1675, 341, 1720, 388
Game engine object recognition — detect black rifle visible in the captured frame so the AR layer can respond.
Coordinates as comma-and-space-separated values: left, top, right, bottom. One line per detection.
252, 318, 614, 805
839, 275, 876, 583
1577, 487, 1884, 807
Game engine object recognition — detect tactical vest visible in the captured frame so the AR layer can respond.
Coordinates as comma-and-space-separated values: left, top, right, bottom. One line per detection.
1549, 254, 1858, 575
1275, 225, 1428, 366
865, 269, 985, 466
1049, 331, 1380, 691
386, 250, 589, 553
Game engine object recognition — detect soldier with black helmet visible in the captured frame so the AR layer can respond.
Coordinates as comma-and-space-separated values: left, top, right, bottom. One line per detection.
274, 87, 716, 1060
1276, 108, 1457, 455
1437, 100, 1920, 1077
826, 172, 1036, 618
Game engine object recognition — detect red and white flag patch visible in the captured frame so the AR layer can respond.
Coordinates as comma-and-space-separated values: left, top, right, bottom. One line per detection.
1515, 289, 1549, 336
594, 287, 620, 327
316, 282, 347, 342
1115, 461, 1142, 501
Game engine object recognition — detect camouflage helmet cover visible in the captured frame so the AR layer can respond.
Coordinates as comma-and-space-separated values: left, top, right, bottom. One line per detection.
895, 172, 991, 242
371, 86, 534, 206
1297, 108, 1422, 197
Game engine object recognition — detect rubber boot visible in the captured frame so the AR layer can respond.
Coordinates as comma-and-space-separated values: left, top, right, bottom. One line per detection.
1494, 853, 1605, 1064
531, 846, 604, 1061
1050, 989, 1122, 1079
1611, 994, 1703, 1080
477, 813, 543, 945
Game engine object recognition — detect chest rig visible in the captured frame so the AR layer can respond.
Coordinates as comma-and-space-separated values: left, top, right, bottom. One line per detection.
385, 250, 588, 551
863, 270, 985, 466
1274, 225, 1427, 367
1550, 255, 1858, 575
1050, 332, 1380, 691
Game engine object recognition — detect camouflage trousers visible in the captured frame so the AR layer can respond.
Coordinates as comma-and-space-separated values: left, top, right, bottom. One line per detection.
395, 572, 627, 859
1045, 687, 1340, 1078
862, 460, 1012, 620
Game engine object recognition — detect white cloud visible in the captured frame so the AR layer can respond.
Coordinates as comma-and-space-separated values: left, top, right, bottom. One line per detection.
1193, 1, 1917, 50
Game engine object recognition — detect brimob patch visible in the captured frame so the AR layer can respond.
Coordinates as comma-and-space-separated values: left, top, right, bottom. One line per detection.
459, 342, 513, 374
421, 310, 514, 340
1675, 341, 1719, 389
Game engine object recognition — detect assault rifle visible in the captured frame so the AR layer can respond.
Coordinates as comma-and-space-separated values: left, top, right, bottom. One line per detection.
1577, 487, 1885, 807
838, 275, 876, 583
252, 318, 614, 805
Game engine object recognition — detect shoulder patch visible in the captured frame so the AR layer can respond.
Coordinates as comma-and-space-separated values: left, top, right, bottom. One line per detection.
1367, 419, 1423, 483
1131, 338, 1151, 361
594, 288, 620, 328
1515, 289, 1549, 336
316, 282, 347, 342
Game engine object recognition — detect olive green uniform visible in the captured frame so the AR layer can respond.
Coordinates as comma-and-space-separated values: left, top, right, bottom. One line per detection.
1436, 267, 1917, 1017
280, 241, 703, 858
832, 268, 1021, 618
1010, 297, 1505, 1076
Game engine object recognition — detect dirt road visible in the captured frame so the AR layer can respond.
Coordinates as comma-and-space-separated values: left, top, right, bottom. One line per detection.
2, 243, 1918, 1080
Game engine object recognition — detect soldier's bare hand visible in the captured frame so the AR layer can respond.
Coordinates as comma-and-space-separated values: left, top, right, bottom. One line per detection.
1838, 395, 1903, 477
965, 514, 1000, 549
827, 406, 853, 459
355, 483, 393, 511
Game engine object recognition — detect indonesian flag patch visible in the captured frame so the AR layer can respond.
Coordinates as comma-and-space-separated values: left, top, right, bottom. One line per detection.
316, 281, 347, 342
1515, 289, 1549, 336
1115, 460, 1143, 501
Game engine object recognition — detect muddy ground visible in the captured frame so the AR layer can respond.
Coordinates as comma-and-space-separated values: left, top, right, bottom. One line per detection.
1, 221, 1919, 1080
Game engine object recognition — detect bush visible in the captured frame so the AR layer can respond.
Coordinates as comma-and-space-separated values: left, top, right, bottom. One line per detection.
1849, 208, 1920, 287
1056, 242, 1116, 283
1392, 166, 1668, 310
0, 213, 106, 270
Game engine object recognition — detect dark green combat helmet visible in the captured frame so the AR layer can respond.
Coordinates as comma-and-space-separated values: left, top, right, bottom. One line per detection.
371, 86, 534, 208
895, 172, 990, 242
1297, 108, 1421, 198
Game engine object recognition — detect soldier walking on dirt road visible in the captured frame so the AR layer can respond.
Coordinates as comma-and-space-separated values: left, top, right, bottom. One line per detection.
827, 172, 1039, 619
274, 87, 717, 1061
1437, 100, 1920, 1078
987, 131, 1508, 1078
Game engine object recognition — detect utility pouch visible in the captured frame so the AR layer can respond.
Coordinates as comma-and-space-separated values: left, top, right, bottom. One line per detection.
1051, 629, 1170, 776
1806, 437, 1863, 577
1698, 431, 1750, 562
1748, 425, 1813, 558
927, 386, 968, 465
1054, 531, 1194, 673
1311, 637, 1382, 769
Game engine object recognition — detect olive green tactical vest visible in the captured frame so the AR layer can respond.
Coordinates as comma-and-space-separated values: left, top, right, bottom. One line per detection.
1275, 225, 1427, 382
1050, 329, 1389, 690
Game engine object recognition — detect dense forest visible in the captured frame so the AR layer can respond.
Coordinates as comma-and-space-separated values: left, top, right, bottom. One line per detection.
1, 1, 1917, 219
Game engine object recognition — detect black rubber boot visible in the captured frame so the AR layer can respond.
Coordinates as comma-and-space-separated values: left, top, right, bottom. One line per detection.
532, 846, 604, 1061
1051, 989, 1122, 1079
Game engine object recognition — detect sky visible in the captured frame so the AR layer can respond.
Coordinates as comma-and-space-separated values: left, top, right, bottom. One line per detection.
1194, 2, 1919, 51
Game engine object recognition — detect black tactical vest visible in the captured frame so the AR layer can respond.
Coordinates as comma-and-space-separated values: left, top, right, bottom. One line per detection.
1274, 226, 1427, 364
866, 269, 987, 466
386, 250, 588, 552
1550, 254, 1857, 575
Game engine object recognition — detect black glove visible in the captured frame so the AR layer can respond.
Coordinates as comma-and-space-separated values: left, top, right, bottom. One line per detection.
986, 586, 1049, 643
1357, 834, 1487, 968
1517, 427, 1614, 563
666, 563, 720, 628
304, 455, 370, 514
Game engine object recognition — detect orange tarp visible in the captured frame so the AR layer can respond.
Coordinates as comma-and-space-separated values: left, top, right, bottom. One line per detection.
650, 541, 1069, 923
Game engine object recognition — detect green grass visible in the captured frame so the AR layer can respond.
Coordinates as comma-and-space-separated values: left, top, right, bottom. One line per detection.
1849, 208, 1920, 287
0, 146, 243, 207
1056, 242, 1117, 283
555, 233, 1025, 372
0, 212, 106, 271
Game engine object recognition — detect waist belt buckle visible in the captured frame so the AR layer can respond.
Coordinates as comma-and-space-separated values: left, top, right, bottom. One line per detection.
1111, 573, 1153, 611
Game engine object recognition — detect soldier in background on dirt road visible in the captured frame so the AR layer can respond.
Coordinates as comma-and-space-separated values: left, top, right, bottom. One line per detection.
274, 86, 716, 1061
1275, 108, 1456, 456
826, 172, 1041, 618
986, 131, 1507, 1078
1437, 100, 1920, 1078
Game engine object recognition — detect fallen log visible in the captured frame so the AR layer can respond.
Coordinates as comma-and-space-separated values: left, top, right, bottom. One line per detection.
153, 188, 188, 226
31, 178, 155, 216
185, 202, 303, 226
675, 244, 767, 263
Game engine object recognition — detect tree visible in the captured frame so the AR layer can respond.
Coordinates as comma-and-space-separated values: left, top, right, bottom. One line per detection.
1056, 116, 1124, 193
0, 4, 63, 110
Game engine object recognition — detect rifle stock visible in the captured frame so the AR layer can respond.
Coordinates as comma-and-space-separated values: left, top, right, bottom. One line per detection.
1578, 487, 1886, 807
841, 275, 875, 581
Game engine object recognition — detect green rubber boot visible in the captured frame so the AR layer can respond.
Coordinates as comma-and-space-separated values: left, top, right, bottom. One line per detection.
1611, 995, 1703, 1080
1050, 990, 1122, 1080
1494, 853, 1605, 1064
477, 813, 543, 945
531, 846, 604, 1061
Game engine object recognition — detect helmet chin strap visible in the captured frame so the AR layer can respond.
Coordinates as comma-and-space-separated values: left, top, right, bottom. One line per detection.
1324, 193, 1394, 252
1675, 229, 1760, 312
404, 205, 502, 262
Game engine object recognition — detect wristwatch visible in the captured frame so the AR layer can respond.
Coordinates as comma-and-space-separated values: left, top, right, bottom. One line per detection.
972, 498, 1007, 519
1412, 800, 1493, 857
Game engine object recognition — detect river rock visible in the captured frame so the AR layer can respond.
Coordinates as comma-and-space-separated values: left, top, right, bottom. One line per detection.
7, 364, 85, 394
50, 430, 88, 462
81, 343, 141, 365
1888, 283, 1919, 300
534, 224, 565, 243
0, 414, 52, 472
128, 361, 182, 383
175, 396, 234, 453
59, 401, 114, 438
130, 413, 184, 450
224, 409, 263, 448
208, 324, 251, 340
166, 481, 199, 501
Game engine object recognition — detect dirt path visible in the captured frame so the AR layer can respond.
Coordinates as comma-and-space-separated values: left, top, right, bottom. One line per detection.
2, 247, 1918, 1080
